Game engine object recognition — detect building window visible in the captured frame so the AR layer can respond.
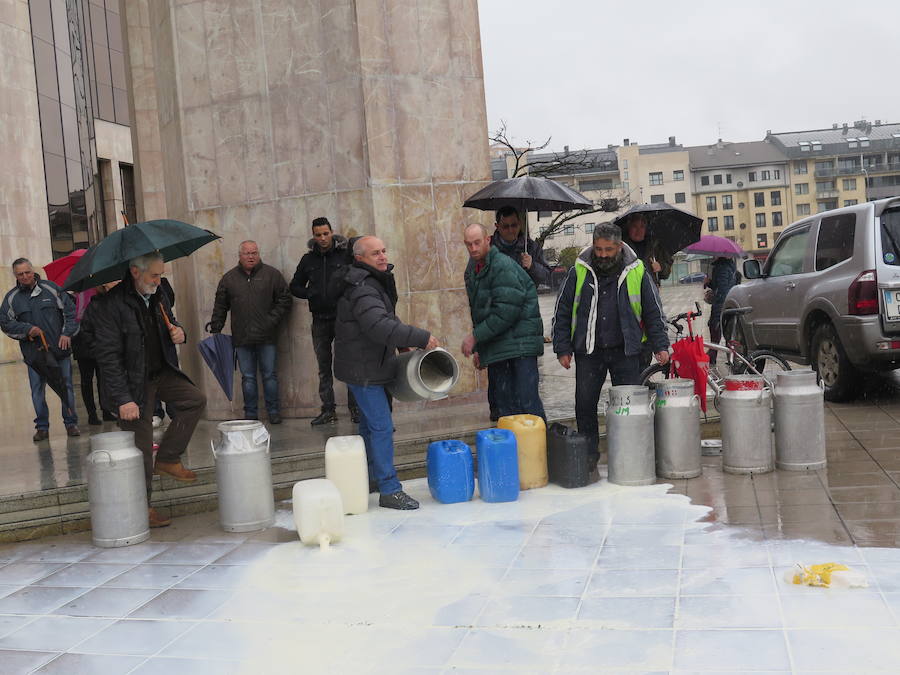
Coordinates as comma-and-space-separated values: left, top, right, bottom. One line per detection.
701, 175, 710, 186
673, 170, 684, 181
726, 173, 732, 184
722, 195, 733, 209
650, 194, 665, 204
537, 211, 552, 219
774, 169, 781, 179
842, 178, 857, 191
584, 223, 594, 234
812, 141, 822, 151
794, 161, 808, 174
816, 180, 835, 193
120, 164, 137, 227
563, 223, 575, 235
580, 178, 613, 191
707, 217, 718, 232
649, 172, 663, 185
748, 171, 757, 182
761, 170, 771, 180
799, 142, 811, 152
755, 213, 767, 228
757, 233, 769, 248
772, 211, 783, 227
724, 215, 734, 230
706, 196, 717, 211
770, 191, 782, 206
797, 203, 811, 216
754, 192, 765, 207
674, 192, 686, 203
623, 171, 629, 179
795, 183, 809, 195
714, 174, 723, 185
844, 199, 858, 207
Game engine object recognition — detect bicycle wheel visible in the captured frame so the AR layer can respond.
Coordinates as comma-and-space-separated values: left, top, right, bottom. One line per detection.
640, 363, 672, 387
736, 350, 791, 387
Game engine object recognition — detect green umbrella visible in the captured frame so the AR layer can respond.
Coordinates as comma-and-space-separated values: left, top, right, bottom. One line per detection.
63, 219, 221, 291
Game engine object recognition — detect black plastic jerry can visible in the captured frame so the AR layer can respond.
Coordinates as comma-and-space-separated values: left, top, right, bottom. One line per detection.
547, 423, 592, 488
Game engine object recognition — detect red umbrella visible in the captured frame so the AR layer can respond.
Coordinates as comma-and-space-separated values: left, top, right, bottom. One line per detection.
43, 248, 88, 286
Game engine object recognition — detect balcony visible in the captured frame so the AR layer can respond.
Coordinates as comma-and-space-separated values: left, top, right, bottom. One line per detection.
816, 189, 839, 199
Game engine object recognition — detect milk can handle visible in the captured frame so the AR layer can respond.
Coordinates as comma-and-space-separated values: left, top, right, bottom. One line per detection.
647, 392, 657, 414
691, 393, 701, 408
91, 450, 113, 466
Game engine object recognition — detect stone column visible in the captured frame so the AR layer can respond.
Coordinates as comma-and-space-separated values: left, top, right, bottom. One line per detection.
122, 0, 491, 418
0, 0, 53, 363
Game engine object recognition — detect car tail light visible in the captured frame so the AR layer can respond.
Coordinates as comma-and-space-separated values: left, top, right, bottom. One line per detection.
848, 270, 878, 315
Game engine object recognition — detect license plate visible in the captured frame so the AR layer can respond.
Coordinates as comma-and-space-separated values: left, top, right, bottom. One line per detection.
884, 290, 900, 320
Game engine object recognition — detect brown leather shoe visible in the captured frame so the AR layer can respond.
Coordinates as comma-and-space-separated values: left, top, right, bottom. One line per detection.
148, 508, 171, 528
32, 429, 49, 442
154, 460, 197, 482
66, 425, 81, 437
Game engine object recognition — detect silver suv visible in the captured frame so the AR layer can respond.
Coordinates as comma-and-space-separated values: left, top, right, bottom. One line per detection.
725, 196, 900, 400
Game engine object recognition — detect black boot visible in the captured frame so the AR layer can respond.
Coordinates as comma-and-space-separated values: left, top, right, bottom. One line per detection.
311, 409, 337, 426
88, 413, 102, 426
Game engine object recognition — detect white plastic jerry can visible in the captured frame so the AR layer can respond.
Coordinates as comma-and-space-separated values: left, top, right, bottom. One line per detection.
324, 435, 369, 515
292, 479, 344, 549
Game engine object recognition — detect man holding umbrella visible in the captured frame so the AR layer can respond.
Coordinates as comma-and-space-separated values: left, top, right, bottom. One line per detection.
93, 253, 206, 528
491, 206, 552, 286
1, 258, 80, 441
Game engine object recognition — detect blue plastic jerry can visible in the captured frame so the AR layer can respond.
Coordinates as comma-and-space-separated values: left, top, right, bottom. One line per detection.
427, 440, 475, 504
475, 428, 520, 503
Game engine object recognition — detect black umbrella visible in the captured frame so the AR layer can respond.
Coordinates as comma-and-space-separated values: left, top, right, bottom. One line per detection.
198, 332, 235, 400
613, 202, 702, 257
26, 330, 75, 418
64, 219, 220, 292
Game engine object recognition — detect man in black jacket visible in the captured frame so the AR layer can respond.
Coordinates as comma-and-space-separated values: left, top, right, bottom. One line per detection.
210, 241, 292, 423
93, 253, 206, 528
290, 217, 359, 425
334, 236, 439, 510
491, 206, 552, 287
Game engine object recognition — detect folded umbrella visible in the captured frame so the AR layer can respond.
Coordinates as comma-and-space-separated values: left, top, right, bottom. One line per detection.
26, 330, 75, 418
613, 202, 703, 257
683, 234, 746, 258
63, 219, 220, 292
198, 332, 234, 400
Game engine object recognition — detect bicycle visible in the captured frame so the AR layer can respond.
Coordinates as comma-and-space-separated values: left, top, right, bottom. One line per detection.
640, 304, 791, 410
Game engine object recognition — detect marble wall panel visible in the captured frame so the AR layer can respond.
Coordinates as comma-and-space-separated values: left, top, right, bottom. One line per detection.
296, 87, 336, 195
459, 77, 491, 182
360, 77, 399, 184
241, 96, 275, 202
386, 0, 421, 76
277, 196, 310, 239
424, 78, 462, 182
172, 2, 210, 109
321, 0, 360, 85
182, 105, 219, 209
260, 0, 321, 91
393, 78, 430, 183
355, 0, 390, 76
400, 184, 444, 292
203, 0, 264, 102
419, 0, 451, 78
369, 185, 408, 294
448, 0, 482, 79
327, 80, 367, 191
433, 182, 472, 289
336, 188, 374, 239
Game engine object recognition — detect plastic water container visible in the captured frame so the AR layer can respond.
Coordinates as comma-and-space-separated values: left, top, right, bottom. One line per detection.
547, 422, 592, 488
497, 414, 548, 490
292, 479, 344, 549
475, 428, 519, 503
325, 435, 369, 515
427, 440, 475, 504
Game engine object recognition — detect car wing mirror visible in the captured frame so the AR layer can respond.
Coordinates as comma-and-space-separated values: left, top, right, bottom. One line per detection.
743, 259, 763, 279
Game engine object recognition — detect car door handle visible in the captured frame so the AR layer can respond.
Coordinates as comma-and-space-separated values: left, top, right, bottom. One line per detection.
785, 282, 796, 290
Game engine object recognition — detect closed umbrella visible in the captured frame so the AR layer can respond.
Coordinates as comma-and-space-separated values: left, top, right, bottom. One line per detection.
198, 332, 235, 400
63, 219, 220, 292
613, 203, 702, 258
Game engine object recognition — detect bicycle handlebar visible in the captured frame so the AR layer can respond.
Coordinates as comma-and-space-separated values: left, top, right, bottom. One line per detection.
668, 301, 703, 326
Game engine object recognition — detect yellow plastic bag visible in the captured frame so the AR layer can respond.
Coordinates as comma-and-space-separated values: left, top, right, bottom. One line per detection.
785, 562, 867, 588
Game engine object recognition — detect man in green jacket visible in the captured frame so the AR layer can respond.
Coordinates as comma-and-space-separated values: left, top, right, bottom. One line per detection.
461, 223, 545, 419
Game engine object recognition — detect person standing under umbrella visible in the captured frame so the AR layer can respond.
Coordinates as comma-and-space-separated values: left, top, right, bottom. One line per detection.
491, 206, 552, 286
209, 240, 292, 424
0, 258, 80, 441
620, 212, 672, 286
704, 256, 738, 365
93, 253, 206, 528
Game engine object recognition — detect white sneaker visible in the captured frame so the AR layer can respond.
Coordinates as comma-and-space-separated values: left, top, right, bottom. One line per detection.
152, 415, 163, 428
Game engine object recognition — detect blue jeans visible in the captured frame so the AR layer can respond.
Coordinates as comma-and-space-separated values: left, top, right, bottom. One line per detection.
348, 384, 401, 495
28, 358, 78, 430
235, 343, 279, 418
487, 356, 545, 420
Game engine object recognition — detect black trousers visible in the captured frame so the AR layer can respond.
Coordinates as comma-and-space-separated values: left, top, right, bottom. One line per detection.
76, 357, 100, 418
575, 346, 641, 461
311, 315, 357, 413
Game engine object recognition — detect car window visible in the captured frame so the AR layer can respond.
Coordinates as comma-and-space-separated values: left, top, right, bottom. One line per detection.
881, 208, 900, 266
765, 227, 810, 277
815, 213, 855, 271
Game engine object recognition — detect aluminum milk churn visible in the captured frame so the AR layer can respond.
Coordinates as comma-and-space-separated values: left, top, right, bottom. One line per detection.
607, 385, 656, 486
720, 375, 774, 474
774, 370, 826, 471
653, 378, 702, 479
212, 420, 275, 532
388, 348, 460, 402
87, 431, 150, 548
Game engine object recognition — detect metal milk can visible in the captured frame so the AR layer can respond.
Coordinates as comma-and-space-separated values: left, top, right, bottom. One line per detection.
212, 420, 275, 532
388, 348, 460, 402
653, 378, 702, 479
607, 385, 656, 486
774, 370, 826, 471
87, 431, 150, 548
720, 375, 774, 474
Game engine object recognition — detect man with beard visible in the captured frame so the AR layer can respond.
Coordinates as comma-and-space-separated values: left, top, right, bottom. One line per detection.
552, 222, 669, 472
333, 236, 439, 510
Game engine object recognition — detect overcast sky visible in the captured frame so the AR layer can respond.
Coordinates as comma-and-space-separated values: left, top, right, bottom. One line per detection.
478, 0, 900, 152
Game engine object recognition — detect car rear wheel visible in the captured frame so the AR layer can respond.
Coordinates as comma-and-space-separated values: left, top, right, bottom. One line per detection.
812, 323, 860, 401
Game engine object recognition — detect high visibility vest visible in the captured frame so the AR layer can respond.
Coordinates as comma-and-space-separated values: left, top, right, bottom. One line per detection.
571, 259, 646, 342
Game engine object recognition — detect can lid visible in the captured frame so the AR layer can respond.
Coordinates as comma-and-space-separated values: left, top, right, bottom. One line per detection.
724, 376, 764, 391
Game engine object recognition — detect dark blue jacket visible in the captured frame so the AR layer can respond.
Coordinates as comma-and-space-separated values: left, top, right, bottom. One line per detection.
490, 229, 552, 286
707, 257, 737, 318
0, 274, 77, 361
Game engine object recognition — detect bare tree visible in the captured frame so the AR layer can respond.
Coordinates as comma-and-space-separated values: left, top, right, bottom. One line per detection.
490, 123, 631, 248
